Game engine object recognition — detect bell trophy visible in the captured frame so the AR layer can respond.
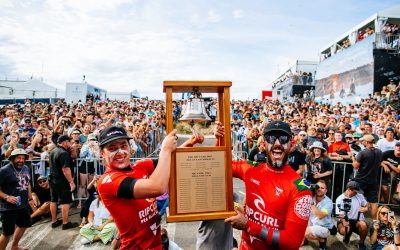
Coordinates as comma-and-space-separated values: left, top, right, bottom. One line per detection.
163, 81, 235, 222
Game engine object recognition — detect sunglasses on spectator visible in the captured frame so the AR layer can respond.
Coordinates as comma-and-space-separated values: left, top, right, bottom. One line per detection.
38, 179, 47, 184
299, 134, 306, 137
380, 212, 388, 216
265, 135, 291, 144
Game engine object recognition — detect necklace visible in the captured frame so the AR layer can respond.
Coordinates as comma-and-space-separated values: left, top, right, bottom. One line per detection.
11, 164, 24, 182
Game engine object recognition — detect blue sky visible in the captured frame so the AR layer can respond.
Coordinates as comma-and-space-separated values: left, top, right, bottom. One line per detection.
0, 0, 398, 99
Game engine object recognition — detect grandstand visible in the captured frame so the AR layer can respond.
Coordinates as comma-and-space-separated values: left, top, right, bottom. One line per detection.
315, 5, 400, 103
271, 60, 318, 102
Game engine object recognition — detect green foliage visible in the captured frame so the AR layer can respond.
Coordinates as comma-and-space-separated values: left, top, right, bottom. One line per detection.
174, 122, 215, 135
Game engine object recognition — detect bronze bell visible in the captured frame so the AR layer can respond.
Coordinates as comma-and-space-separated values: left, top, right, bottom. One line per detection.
179, 87, 211, 123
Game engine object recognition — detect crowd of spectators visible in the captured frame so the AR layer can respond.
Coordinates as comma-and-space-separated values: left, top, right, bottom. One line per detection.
231, 79, 400, 202
0, 78, 400, 247
271, 71, 314, 89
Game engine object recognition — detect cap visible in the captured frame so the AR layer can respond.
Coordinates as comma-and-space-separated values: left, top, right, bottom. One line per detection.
363, 134, 375, 143
346, 181, 363, 193
87, 133, 96, 141
71, 130, 81, 135
37, 175, 47, 182
98, 126, 132, 147
263, 121, 292, 136
344, 124, 352, 130
385, 127, 394, 133
345, 133, 354, 138
395, 141, 400, 147
317, 128, 325, 133
299, 131, 307, 136
9, 148, 28, 160
309, 141, 326, 152
353, 132, 363, 138
57, 135, 71, 144
25, 147, 34, 154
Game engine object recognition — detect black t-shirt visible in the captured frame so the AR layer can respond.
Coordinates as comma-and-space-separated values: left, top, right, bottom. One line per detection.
288, 149, 306, 171
49, 146, 72, 184
382, 150, 400, 167
0, 164, 31, 211
382, 150, 400, 180
305, 155, 332, 184
355, 147, 383, 184
32, 185, 51, 203
248, 147, 267, 163
302, 135, 319, 149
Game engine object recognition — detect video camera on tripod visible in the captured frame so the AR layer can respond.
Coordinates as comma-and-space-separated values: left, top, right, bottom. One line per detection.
337, 198, 352, 220
337, 198, 353, 243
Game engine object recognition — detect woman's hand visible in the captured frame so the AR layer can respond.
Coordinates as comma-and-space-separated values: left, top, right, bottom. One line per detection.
373, 220, 380, 231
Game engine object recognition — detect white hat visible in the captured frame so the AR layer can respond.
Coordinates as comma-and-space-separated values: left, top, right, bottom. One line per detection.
309, 141, 326, 152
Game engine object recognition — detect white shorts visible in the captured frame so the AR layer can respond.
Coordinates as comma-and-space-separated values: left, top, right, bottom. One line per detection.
309, 225, 330, 239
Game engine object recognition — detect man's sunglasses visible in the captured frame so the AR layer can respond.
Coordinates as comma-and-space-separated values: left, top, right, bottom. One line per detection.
38, 179, 47, 184
264, 135, 291, 144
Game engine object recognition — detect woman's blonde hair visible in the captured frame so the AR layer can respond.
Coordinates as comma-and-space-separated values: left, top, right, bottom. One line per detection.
376, 205, 390, 221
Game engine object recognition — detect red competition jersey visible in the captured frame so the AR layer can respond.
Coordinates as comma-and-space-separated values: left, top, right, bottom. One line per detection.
97, 159, 161, 250
233, 160, 313, 250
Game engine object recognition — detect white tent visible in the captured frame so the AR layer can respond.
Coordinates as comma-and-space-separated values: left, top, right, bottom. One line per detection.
0, 79, 64, 99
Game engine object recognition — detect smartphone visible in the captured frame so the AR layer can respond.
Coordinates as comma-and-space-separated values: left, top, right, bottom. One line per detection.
389, 211, 395, 219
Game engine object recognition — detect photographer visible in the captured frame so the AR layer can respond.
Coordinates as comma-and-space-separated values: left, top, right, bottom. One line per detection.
304, 180, 333, 250
335, 181, 369, 250
370, 206, 398, 250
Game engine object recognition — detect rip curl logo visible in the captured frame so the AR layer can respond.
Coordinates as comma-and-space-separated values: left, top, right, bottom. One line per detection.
253, 193, 267, 214
106, 130, 123, 136
275, 186, 283, 197
150, 223, 159, 236
102, 174, 112, 184
294, 195, 312, 220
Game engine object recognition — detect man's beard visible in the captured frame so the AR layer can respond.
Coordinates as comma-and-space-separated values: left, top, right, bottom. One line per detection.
266, 144, 289, 168
13, 161, 24, 168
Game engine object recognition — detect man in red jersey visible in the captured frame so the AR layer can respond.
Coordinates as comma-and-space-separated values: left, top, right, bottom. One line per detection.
222, 120, 313, 249
97, 125, 178, 250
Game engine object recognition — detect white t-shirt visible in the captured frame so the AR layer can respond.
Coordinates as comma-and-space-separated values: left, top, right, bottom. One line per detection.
377, 138, 399, 152
335, 193, 367, 221
89, 199, 111, 227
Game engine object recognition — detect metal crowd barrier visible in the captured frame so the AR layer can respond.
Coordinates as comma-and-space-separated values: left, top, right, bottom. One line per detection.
375, 32, 400, 50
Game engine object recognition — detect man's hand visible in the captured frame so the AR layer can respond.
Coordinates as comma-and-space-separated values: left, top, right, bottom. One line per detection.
69, 182, 76, 192
32, 196, 40, 206
383, 165, 391, 174
313, 172, 321, 179
213, 122, 225, 138
29, 198, 38, 207
224, 204, 247, 230
187, 132, 204, 146
5, 195, 19, 205
359, 206, 368, 213
341, 219, 350, 228
96, 224, 105, 231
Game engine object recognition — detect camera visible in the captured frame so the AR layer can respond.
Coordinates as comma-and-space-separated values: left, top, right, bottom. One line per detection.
310, 184, 320, 196
337, 198, 352, 213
